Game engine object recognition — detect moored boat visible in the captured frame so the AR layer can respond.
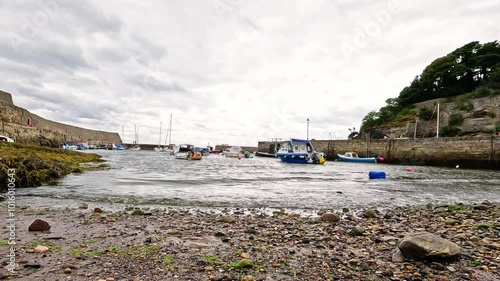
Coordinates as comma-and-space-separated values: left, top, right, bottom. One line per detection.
222, 146, 244, 158
115, 144, 125, 150
243, 150, 254, 158
337, 152, 383, 163
130, 143, 141, 151
275, 139, 326, 164
164, 144, 175, 155
0, 135, 14, 142
174, 144, 202, 160
255, 152, 276, 158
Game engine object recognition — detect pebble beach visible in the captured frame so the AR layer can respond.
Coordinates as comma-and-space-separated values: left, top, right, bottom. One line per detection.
1, 202, 499, 281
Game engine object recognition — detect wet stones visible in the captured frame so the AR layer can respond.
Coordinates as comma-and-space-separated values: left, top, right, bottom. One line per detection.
391, 249, 405, 262
362, 209, 377, 218
321, 213, 340, 223
28, 219, 51, 231
222, 216, 237, 223
398, 232, 461, 259
33, 245, 49, 253
23, 262, 41, 268
348, 227, 364, 237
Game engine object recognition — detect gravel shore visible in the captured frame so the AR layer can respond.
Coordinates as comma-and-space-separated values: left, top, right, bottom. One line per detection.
1, 202, 499, 281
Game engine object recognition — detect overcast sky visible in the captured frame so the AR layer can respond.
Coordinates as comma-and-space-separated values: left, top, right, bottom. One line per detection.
1, 0, 498, 146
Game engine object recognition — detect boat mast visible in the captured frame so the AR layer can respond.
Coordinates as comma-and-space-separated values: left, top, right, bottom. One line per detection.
158, 121, 162, 148
168, 114, 172, 145
134, 124, 139, 144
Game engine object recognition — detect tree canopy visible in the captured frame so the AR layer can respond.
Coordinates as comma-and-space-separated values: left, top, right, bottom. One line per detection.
361, 41, 500, 132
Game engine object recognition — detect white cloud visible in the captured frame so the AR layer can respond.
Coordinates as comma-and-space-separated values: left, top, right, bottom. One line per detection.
0, 0, 498, 146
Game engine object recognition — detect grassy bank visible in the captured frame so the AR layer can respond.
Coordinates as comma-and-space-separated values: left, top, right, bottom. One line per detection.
0, 142, 107, 191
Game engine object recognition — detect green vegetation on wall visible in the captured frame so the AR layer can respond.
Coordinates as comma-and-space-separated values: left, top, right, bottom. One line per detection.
448, 113, 464, 126
418, 107, 433, 121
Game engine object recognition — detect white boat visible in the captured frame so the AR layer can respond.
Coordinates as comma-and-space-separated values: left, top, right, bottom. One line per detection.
0, 135, 14, 142
222, 146, 244, 158
162, 114, 174, 154
130, 124, 141, 151
130, 144, 141, 151
163, 144, 175, 155
153, 121, 163, 152
174, 144, 202, 160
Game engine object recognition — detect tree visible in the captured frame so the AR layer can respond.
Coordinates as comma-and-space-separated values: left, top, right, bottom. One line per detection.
348, 127, 359, 139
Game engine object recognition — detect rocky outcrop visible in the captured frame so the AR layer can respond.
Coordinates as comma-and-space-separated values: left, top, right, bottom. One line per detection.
374, 95, 500, 138
0, 90, 121, 146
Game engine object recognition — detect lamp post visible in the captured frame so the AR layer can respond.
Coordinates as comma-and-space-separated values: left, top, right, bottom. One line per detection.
306, 118, 310, 140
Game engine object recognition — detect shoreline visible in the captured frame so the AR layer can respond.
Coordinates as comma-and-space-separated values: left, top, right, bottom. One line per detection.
1, 202, 498, 280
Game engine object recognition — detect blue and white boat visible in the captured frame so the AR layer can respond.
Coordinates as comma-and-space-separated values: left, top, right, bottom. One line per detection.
337, 152, 382, 163
275, 139, 326, 164
115, 144, 126, 150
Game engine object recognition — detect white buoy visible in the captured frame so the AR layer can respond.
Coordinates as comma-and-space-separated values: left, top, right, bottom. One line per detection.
456, 165, 459, 169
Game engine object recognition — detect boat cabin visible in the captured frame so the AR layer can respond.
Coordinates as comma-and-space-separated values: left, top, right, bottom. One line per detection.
344, 152, 359, 158
177, 144, 195, 153
278, 139, 315, 153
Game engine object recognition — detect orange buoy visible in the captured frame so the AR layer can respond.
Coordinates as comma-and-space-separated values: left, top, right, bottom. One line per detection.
407, 167, 413, 172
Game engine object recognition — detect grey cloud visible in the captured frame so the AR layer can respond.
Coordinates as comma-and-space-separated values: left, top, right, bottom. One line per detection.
63, 2, 123, 33
125, 74, 187, 93
130, 35, 168, 62
0, 36, 90, 73
95, 47, 130, 63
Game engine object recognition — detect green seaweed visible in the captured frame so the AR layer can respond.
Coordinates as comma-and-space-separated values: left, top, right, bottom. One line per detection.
0, 142, 106, 191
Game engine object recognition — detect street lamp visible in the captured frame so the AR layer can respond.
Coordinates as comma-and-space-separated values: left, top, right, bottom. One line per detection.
306, 118, 310, 140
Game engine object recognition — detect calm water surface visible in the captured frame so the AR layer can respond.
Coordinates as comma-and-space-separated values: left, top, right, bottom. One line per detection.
17, 150, 500, 211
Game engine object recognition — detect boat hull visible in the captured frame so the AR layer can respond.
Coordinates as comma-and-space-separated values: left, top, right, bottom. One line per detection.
255, 152, 275, 158
337, 154, 376, 163
277, 153, 309, 164
276, 153, 325, 164
175, 152, 202, 160
223, 152, 244, 158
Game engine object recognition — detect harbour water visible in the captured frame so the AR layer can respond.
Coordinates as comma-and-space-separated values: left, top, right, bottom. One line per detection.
16, 150, 500, 211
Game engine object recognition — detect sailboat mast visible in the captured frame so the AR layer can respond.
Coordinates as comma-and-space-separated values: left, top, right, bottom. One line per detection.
168, 114, 172, 145
133, 124, 136, 144
158, 121, 162, 147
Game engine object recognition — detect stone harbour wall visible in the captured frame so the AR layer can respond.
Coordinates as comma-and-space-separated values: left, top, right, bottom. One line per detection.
0, 91, 121, 146
0, 90, 14, 105
258, 136, 500, 169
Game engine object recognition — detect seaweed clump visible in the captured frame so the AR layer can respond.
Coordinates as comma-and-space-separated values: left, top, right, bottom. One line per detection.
0, 142, 107, 191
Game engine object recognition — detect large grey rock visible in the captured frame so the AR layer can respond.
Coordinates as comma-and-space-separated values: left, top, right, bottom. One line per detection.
398, 232, 460, 259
